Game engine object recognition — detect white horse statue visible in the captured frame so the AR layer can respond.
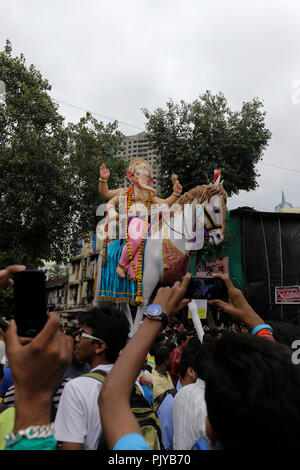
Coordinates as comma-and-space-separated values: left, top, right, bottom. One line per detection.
94, 176, 227, 337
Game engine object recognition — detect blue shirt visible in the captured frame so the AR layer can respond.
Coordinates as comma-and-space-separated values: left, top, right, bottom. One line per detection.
157, 392, 175, 450
0, 368, 13, 398
192, 437, 212, 450
114, 433, 150, 450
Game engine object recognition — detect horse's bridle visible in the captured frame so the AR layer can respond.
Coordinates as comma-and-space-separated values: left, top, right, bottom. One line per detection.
203, 205, 223, 234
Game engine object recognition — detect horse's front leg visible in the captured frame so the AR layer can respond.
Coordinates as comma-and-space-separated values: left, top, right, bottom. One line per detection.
129, 242, 163, 337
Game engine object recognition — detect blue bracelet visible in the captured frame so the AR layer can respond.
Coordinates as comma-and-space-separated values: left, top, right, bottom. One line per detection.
252, 324, 273, 335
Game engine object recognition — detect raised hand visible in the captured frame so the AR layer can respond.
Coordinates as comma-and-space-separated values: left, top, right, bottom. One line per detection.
100, 163, 110, 181
0, 265, 26, 292
208, 273, 264, 330
152, 273, 192, 317
4, 312, 73, 429
173, 180, 182, 195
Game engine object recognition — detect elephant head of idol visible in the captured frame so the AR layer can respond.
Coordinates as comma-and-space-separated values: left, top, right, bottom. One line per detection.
126, 158, 157, 196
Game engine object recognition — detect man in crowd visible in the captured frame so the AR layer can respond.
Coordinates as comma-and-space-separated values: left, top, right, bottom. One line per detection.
156, 337, 200, 450
170, 330, 193, 386
54, 304, 129, 450
173, 338, 207, 450
151, 347, 173, 411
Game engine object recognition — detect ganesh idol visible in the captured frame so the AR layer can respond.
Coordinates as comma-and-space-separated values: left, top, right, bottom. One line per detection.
98, 158, 183, 287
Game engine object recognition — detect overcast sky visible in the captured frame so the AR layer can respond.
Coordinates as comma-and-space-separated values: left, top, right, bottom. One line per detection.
1, 0, 300, 212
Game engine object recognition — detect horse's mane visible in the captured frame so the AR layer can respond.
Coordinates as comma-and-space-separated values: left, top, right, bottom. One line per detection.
176, 183, 228, 206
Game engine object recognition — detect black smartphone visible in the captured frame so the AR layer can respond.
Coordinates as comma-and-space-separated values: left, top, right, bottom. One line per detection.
0, 316, 8, 332
186, 276, 228, 301
13, 270, 48, 338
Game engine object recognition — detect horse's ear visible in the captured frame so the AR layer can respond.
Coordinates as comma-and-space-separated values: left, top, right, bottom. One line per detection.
214, 170, 221, 186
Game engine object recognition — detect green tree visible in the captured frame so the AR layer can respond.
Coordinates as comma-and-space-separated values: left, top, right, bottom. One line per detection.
67, 113, 126, 238
0, 40, 125, 269
0, 40, 74, 267
47, 263, 69, 280
143, 91, 272, 197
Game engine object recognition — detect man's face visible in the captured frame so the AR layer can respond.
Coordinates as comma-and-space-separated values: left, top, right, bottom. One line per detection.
73, 325, 99, 364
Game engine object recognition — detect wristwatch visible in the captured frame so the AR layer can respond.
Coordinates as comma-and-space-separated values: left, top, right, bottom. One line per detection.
145, 304, 169, 329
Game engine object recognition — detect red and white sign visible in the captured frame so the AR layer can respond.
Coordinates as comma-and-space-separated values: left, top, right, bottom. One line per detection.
275, 286, 300, 304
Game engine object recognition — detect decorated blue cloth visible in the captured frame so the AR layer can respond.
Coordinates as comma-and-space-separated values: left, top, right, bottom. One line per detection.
100, 239, 147, 305
100, 240, 137, 304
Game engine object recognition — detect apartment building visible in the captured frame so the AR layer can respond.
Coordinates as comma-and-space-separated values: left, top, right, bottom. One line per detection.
46, 276, 69, 312
67, 234, 102, 312
116, 131, 161, 194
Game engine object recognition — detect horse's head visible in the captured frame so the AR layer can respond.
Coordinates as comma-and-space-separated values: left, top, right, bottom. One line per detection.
172, 173, 227, 248
200, 173, 227, 246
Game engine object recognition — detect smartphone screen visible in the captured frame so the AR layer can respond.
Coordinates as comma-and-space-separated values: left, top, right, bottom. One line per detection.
13, 270, 48, 337
186, 277, 228, 301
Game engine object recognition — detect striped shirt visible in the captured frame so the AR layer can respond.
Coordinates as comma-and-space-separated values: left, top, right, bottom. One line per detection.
3, 376, 72, 420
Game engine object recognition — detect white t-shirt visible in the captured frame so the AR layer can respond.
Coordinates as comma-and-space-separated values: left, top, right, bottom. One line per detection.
173, 378, 208, 450
54, 364, 113, 450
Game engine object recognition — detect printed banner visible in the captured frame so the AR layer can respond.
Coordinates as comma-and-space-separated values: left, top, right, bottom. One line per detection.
275, 286, 300, 304
196, 257, 229, 276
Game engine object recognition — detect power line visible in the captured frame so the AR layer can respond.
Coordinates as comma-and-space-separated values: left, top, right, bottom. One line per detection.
55, 97, 300, 175
258, 161, 300, 174
55, 98, 146, 131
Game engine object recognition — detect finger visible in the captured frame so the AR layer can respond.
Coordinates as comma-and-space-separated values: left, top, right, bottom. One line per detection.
211, 273, 235, 293
31, 312, 61, 348
208, 299, 230, 311
179, 272, 192, 294
3, 266, 26, 288
173, 281, 181, 289
6, 265, 26, 276
0, 270, 6, 279
176, 298, 190, 311
5, 319, 22, 354
18, 337, 33, 345
64, 334, 74, 362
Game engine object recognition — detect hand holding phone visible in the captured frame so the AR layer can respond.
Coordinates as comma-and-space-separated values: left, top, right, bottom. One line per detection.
185, 276, 228, 301
208, 273, 264, 330
13, 270, 48, 338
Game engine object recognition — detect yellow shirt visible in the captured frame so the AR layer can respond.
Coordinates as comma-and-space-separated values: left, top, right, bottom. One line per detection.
151, 369, 174, 410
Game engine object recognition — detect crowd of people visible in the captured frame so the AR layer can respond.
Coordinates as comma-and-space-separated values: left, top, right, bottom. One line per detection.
1, 264, 300, 451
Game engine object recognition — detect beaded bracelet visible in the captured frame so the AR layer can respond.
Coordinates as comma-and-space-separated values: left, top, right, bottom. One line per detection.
99, 177, 107, 183
5, 423, 54, 446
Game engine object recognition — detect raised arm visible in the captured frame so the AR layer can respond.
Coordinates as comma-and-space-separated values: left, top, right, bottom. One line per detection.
208, 273, 274, 339
2, 313, 73, 450
152, 174, 183, 207
98, 163, 124, 200
99, 274, 192, 450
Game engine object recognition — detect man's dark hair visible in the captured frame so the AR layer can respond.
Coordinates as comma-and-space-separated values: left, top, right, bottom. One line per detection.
179, 337, 202, 378
149, 333, 165, 356
163, 339, 176, 353
154, 347, 170, 366
202, 333, 300, 450
84, 304, 129, 363
177, 330, 191, 345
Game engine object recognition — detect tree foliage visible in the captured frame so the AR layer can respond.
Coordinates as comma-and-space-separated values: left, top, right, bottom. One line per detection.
0, 40, 125, 268
143, 91, 272, 197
